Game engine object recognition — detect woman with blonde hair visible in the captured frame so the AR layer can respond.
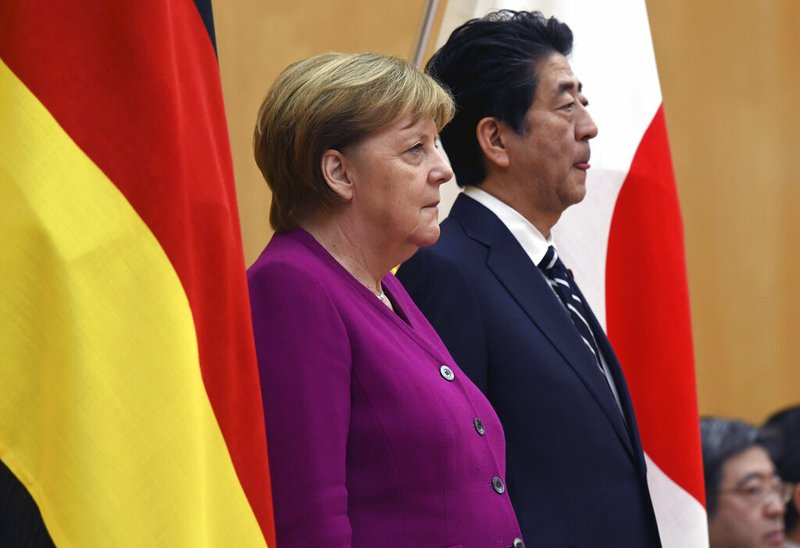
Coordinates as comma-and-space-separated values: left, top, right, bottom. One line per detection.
248, 52, 523, 547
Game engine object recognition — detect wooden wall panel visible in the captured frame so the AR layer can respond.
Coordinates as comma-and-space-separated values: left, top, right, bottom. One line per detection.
647, 0, 800, 422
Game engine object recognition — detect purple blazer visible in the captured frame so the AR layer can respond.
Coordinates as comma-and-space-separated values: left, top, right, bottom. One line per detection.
248, 229, 522, 547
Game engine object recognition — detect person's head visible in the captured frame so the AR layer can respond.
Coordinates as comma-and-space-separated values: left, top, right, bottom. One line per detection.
701, 417, 788, 547
254, 52, 454, 242
764, 405, 800, 540
426, 10, 597, 233
427, 10, 571, 188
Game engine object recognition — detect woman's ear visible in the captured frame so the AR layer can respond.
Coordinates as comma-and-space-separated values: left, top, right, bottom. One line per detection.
320, 149, 354, 201
476, 117, 510, 169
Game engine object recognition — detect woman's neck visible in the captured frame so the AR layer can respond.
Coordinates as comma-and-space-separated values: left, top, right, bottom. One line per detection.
301, 218, 389, 296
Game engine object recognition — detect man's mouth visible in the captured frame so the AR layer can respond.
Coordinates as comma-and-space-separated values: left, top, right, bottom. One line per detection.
764, 529, 785, 545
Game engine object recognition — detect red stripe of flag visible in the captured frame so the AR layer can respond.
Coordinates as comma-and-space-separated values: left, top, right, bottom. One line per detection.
606, 106, 705, 506
0, 2, 275, 542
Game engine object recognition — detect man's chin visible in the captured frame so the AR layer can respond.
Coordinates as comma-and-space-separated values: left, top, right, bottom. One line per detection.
564, 186, 587, 208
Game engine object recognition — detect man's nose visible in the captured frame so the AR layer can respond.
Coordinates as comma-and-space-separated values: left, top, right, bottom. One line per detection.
763, 492, 787, 517
577, 105, 598, 141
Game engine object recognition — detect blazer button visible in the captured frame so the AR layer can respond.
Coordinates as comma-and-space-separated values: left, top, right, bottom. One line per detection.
512, 538, 525, 548
491, 476, 505, 494
473, 417, 486, 435
439, 364, 455, 381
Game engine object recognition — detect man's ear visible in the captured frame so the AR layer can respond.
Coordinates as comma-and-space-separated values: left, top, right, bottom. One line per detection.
320, 149, 354, 201
476, 117, 510, 169
792, 483, 800, 513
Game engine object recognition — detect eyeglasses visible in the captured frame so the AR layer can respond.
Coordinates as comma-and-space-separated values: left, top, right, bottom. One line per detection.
718, 477, 795, 506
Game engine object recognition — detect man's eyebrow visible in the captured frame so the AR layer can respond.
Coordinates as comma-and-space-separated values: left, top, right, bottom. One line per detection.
736, 471, 777, 486
555, 80, 583, 95
556, 81, 575, 94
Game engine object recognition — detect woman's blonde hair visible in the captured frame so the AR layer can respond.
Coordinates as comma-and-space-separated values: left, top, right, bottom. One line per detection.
253, 52, 455, 233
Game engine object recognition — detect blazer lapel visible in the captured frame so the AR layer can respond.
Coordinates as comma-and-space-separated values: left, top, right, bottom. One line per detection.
379, 278, 462, 369
450, 195, 636, 461
580, 298, 649, 472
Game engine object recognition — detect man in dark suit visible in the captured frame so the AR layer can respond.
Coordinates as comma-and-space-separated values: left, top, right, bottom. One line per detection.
397, 10, 662, 547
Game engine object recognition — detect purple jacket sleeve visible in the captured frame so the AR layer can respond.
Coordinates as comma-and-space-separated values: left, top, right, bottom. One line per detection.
248, 260, 353, 546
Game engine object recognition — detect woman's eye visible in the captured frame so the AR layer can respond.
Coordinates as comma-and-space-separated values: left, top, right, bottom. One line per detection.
408, 143, 424, 153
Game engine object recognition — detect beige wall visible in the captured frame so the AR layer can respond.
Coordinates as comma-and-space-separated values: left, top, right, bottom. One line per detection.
647, 1, 800, 423
215, 1, 799, 424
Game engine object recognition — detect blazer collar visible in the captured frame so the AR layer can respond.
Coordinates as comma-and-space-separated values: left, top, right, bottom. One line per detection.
288, 229, 456, 369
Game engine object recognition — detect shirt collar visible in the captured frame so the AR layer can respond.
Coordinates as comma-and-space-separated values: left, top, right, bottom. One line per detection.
463, 186, 554, 266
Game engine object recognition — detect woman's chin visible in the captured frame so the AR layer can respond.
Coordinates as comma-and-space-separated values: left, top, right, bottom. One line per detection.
412, 226, 441, 250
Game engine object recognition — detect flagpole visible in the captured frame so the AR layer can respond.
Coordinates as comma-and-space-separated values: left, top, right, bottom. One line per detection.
411, 0, 441, 67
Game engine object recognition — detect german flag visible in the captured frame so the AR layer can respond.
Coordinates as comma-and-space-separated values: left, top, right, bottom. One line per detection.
0, 1, 275, 545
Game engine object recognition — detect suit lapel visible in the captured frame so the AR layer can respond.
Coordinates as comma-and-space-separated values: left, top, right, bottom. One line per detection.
580, 299, 649, 471
450, 195, 637, 461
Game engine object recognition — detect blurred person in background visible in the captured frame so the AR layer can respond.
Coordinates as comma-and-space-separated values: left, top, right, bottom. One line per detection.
764, 405, 800, 547
701, 417, 790, 547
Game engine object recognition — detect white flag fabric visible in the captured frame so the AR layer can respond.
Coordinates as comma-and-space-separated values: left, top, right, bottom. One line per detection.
435, 1, 708, 546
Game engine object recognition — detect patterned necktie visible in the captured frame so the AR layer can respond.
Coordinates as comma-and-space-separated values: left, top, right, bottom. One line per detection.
538, 245, 604, 374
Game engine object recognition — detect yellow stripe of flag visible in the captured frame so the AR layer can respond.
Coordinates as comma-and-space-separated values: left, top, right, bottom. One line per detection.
0, 60, 264, 546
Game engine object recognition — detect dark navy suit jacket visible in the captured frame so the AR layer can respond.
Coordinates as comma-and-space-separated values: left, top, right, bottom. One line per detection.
397, 194, 662, 547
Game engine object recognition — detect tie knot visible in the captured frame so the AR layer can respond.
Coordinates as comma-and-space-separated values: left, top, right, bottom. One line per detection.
538, 245, 569, 279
